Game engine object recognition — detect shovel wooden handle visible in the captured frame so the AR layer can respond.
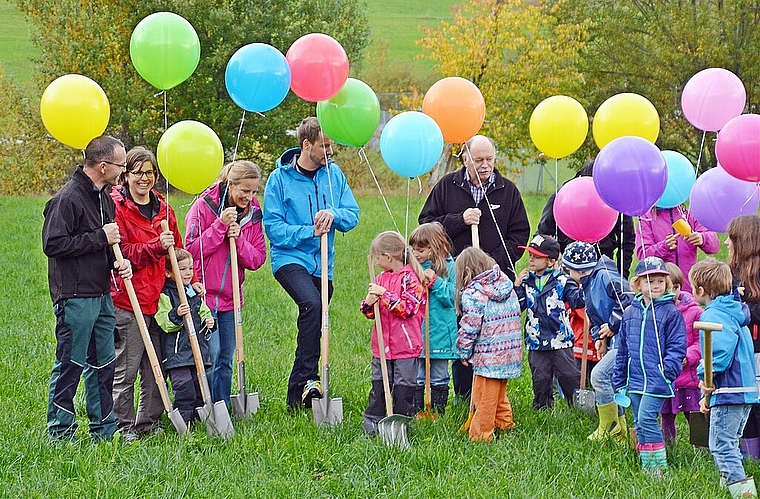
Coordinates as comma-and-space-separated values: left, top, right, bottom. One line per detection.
424, 294, 432, 412
321, 234, 330, 367
229, 236, 248, 397
369, 255, 394, 417
579, 313, 590, 391
471, 224, 480, 250
111, 243, 173, 413
695, 321, 722, 389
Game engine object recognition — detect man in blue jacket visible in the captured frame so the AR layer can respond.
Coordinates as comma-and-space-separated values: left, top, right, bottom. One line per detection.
264, 117, 360, 410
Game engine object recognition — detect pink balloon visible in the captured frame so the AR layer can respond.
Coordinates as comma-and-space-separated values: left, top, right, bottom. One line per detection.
715, 114, 760, 182
286, 33, 349, 102
690, 165, 760, 232
681, 68, 746, 132
554, 177, 619, 243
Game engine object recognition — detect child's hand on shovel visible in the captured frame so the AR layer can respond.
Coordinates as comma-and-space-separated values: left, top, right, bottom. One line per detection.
177, 303, 190, 318
698, 380, 715, 414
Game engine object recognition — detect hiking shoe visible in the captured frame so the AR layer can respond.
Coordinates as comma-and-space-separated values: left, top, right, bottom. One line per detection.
302, 379, 323, 408
123, 432, 140, 444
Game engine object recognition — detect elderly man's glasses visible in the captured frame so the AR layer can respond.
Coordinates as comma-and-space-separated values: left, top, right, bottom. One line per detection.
129, 170, 156, 179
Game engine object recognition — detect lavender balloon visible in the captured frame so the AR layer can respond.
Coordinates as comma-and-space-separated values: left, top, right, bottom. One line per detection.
593, 136, 667, 217
690, 165, 760, 232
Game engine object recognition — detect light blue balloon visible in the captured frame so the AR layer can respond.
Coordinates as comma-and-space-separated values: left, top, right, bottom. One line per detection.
225, 43, 291, 112
656, 150, 696, 209
380, 111, 444, 178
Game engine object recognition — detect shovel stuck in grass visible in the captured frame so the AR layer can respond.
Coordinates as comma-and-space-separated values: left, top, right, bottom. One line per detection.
369, 256, 412, 449
573, 314, 596, 414
417, 296, 438, 421
228, 238, 259, 418
112, 243, 188, 435
312, 234, 343, 426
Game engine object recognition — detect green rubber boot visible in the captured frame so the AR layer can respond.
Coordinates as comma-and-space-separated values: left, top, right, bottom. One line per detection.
588, 402, 622, 441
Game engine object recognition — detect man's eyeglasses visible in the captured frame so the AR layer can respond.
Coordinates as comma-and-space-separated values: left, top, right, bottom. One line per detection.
129, 170, 156, 179
103, 160, 127, 169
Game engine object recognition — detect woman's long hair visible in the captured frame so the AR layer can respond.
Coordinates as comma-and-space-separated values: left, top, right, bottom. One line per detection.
728, 215, 760, 301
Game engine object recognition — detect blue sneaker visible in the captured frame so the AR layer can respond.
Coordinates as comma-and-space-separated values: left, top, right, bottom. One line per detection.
302, 379, 323, 408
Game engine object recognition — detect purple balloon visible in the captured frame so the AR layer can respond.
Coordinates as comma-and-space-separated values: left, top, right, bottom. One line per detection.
690, 165, 760, 233
593, 136, 667, 217
681, 68, 746, 132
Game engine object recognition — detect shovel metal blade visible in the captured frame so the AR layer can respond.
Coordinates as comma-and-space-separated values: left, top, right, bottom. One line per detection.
196, 401, 235, 438
312, 396, 343, 426
573, 388, 596, 415
231, 392, 260, 418
378, 414, 412, 449
167, 408, 188, 435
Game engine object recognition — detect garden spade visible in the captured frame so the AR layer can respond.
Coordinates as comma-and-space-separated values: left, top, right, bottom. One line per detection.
111, 243, 187, 435
164, 228, 234, 438
417, 296, 437, 421
312, 234, 343, 426
459, 223, 480, 433
369, 256, 412, 449
229, 237, 259, 418
690, 321, 722, 447
573, 313, 596, 414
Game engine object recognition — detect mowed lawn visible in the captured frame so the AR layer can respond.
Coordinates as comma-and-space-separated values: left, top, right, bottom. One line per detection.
0, 192, 740, 498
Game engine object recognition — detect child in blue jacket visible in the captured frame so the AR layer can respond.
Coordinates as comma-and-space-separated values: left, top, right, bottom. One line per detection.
691, 258, 759, 497
514, 234, 585, 410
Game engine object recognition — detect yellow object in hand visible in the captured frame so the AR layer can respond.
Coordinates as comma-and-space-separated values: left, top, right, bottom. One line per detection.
672, 219, 692, 236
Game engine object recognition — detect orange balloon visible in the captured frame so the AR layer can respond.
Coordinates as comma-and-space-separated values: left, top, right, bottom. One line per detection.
422, 77, 485, 143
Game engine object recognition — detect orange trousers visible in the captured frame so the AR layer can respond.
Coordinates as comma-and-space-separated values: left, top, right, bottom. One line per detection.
469, 375, 514, 442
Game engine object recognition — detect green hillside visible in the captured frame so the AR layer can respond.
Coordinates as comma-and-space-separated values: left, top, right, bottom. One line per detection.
0, 0, 38, 82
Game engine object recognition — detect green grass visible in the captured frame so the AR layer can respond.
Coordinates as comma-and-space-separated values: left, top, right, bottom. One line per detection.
0, 193, 738, 498
0, 0, 38, 83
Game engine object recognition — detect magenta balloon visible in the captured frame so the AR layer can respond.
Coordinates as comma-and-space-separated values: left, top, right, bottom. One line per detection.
690, 165, 760, 233
286, 33, 349, 102
681, 68, 746, 132
715, 114, 760, 182
593, 136, 667, 217
554, 177, 618, 243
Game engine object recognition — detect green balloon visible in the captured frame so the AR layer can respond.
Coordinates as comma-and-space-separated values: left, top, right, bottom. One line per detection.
130, 12, 200, 90
317, 78, 380, 147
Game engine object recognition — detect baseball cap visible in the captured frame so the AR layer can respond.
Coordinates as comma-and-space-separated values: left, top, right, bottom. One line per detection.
562, 241, 598, 271
634, 257, 669, 278
519, 234, 560, 260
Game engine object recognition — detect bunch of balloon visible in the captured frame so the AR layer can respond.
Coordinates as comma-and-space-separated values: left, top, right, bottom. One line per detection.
529, 95, 588, 159
593, 136, 667, 217
286, 33, 349, 102
380, 112, 444, 178
656, 151, 696, 209
715, 114, 760, 182
157, 121, 224, 195
225, 43, 291, 113
421, 77, 485, 144
553, 177, 618, 243
317, 78, 380, 148
690, 165, 760, 233
681, 68, 746, 133
592, 93, 660, 150
130, 12, 201, 91
40, 74, 110, 149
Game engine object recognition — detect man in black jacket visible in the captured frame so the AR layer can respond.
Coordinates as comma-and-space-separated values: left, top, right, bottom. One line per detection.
419, 134, 531, 399
42, 135, 133, 442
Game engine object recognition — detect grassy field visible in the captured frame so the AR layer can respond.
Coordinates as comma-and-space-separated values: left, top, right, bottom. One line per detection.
0, 193, 737, 498
0, 0, 38, 83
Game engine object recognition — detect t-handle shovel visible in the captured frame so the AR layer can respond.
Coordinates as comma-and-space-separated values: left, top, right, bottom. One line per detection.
696, 321, 723, 391
312, 234, 343, 426
573, 313, 596, 414
417, 295, 437, 421
369, 256, 412, 449
228, 237, 259, 418
111, 243, 188, 435
163, 223, 234, 438
460, 223, 480, 433
690, 321, 722, 447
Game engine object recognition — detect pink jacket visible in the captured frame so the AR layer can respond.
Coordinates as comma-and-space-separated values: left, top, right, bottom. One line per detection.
635, 206, 719, 293
361, 264, 426, 360
184, 183, 267, 313
674, 291, 703, 389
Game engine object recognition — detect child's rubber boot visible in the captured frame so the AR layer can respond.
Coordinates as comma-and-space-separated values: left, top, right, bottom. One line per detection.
637, 444, 652, 473
650, 442, 668, 476
431, 385, 449, 416
727, 477, 757, 498
588, 402, 621, 441
613, 413, 628, 444
741, 438, 760, 461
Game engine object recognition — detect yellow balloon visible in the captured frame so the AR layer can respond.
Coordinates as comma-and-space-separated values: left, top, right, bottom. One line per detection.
529, 95, 588, 159
40, 74, 110, 149
592, 93, 660, 149
157, 120, 224, 194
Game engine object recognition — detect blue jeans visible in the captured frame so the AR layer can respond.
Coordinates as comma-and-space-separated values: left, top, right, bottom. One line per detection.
209, 310, 235, 405
416, 359, 451, 387
710, 404, 751, 483
629, 393, 666, 444
590, 347, 617, 405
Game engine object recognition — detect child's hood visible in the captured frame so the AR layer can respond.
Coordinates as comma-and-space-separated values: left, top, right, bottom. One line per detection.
706, 293, 746, 326
677, 290, 701, 314
471, 265, 514, 302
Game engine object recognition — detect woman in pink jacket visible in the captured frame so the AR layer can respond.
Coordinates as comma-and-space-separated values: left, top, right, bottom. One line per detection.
635, 204, 719, 293
184, 161, 267, 406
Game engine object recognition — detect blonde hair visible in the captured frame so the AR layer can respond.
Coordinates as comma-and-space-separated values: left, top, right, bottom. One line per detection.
216, 160, 261, 185
727, 215, 760, 301
409, 222, 452, 279
689, 257, 732, 298
454, 247, 496, 314
630, 273, 673, 294
370, 231, 424, 282
166, 248, 192, 272
665, 262, 683, 287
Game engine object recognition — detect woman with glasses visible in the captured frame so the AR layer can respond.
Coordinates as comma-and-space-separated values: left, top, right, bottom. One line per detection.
109, 146, 198, 441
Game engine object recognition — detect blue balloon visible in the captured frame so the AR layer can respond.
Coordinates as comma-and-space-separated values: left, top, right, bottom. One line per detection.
225, 43, 291, 112
380, 111, 444, 178
656, 150, 696, 209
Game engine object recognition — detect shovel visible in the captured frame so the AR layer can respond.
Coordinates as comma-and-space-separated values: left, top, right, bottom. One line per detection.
369, 256, 412, 449
573, 313, 596, 414
417, 296, 437, 421
459, 223, 480, 433
111, 243, 188, 435
164, 226, 234, 438
228, 237, 259, 418
312, 233, 343, 426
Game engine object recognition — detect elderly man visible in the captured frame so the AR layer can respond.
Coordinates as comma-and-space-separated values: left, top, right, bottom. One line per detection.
419, 134, 530, 399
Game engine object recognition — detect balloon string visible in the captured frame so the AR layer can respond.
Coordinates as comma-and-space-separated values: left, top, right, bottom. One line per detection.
696, 130, 706, 172
231, 110, 246, 164
593, 240, 628, 313
405, 177, 411, 258
361, 147, 400, 233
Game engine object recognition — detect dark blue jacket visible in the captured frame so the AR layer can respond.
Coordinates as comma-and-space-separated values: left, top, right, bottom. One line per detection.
613, 292, 687, 397
580, 256, 633, 347
156, 279, 213, 371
